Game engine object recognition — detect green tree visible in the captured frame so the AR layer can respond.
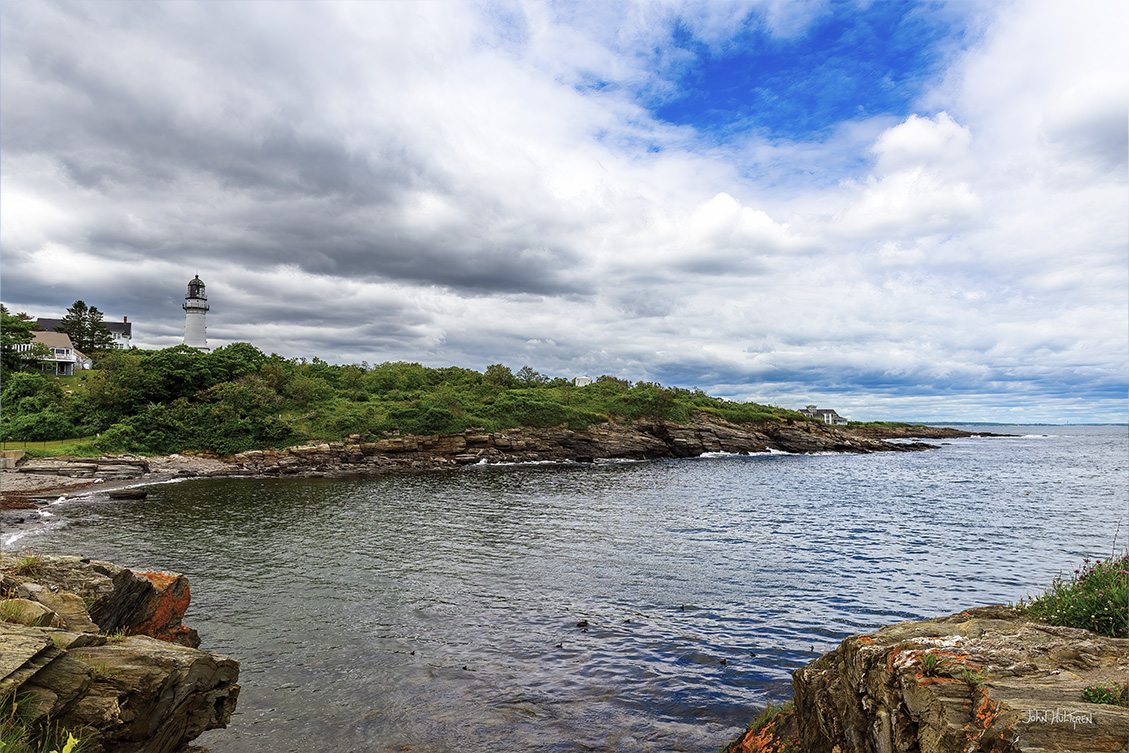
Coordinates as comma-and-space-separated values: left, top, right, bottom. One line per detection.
1, 304, 39, 372
57, 300, 115, 352
484, 363, 517, 389
516, 365, 550, 387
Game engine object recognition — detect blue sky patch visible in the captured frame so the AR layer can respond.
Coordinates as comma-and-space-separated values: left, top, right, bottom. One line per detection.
654, 2, 966, 140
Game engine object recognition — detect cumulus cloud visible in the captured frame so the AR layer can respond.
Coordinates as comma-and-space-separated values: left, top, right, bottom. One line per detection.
1, 0, 1124, 423
1040, 70, 1129, 174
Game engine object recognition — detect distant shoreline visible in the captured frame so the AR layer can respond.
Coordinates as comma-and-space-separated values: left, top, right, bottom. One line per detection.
0, 417, 1006, 547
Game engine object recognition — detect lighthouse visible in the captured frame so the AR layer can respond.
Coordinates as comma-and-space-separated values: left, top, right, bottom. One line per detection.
183, 275, 210, 351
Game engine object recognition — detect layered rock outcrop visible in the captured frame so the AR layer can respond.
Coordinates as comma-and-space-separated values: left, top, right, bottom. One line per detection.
226, 415, 931, 477
0, 555, 238, 753
757, 606, 1128, 753
11, 457, 151, 480
841, 425, 1014, 440
2, 416, 935, 505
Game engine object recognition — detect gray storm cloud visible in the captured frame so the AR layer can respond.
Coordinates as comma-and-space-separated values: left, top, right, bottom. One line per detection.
2, 0, 1125, 423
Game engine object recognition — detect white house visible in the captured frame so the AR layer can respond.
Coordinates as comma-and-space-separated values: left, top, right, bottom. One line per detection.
14, 331, 79, 376
798, 404, 849, 425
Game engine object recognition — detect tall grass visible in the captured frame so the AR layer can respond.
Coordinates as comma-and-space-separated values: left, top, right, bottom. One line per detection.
0, 692, 85, 753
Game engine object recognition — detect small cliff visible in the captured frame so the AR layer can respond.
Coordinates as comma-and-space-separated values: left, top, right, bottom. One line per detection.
842, 425, 1014, 440
730, 606, 1128, 753
2, 416, 935, 500
226, 414, 931, 477
0, 554, 239, 753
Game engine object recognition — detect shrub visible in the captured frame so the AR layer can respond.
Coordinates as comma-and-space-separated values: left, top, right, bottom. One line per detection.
1081, 683, 1128, 706
1019, 553, 1129, 638
1, 411, 78, 442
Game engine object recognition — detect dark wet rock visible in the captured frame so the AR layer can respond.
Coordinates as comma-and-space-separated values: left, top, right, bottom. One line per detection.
107, 488, 148, 499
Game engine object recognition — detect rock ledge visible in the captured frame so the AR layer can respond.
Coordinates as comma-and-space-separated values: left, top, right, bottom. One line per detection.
783, 606, 1127, 753
0, 554, 239, 753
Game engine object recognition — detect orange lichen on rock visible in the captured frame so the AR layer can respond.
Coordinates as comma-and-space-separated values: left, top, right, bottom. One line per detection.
135, 571, 200, 647
962, 692, 1001, 746
886, 643, 908, 673
914, 674, 964, 687
725, 712, 799, 753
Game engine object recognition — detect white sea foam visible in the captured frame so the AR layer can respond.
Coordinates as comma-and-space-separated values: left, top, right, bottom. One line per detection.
2, 529, 32, 547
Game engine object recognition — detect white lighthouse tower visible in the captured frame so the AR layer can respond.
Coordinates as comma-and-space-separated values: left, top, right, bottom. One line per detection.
182, 275, 210, 351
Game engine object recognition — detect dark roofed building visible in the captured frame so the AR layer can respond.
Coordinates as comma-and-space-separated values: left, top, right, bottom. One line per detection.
37, 316, 132, 350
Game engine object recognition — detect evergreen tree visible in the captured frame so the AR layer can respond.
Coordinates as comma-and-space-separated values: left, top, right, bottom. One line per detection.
1, 304, 39, 372
58, 300, 115, 352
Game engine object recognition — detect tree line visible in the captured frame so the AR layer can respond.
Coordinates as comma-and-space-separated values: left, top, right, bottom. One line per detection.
0, 341, 800, 455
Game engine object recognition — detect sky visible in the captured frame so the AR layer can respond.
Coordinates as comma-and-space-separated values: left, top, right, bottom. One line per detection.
2, 0, 1126, 424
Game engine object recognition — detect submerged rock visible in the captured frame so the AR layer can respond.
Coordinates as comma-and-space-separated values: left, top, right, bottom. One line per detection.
0, 554, 239, 753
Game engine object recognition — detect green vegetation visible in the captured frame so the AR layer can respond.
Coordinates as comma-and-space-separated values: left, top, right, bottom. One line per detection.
1017, 553, 1129, 638
15, 555, 43, 578
1081, 683, 1128, 706
917, 652, 951, 677
102, 629, 127, 643
746, 699, 793, 733
0, 439, 99, 455
0, 601, 35, 625
55, 301, 114, 353
1, 306, 41, 373
722, 699, 797, 753
0, 692, 86, 753
79, 659, 118, 682
1, 343, 809, 456
958, 667, 985, 686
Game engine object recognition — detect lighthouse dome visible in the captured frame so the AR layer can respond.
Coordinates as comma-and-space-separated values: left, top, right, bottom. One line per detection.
187, 275, 207, 300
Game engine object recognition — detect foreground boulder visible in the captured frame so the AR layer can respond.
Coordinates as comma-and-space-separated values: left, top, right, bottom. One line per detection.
784, 606, 1127, 753
0, 554, 239, 753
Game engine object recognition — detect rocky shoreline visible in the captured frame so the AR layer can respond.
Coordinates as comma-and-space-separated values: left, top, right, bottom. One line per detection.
843, 424, 1017, 440
7, 558, 1122, 753
0, 554, 239, 753
2, 414, 938, 508
727, 607, 1128, 753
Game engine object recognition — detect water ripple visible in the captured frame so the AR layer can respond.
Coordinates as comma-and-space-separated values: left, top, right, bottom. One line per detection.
17, 425, 1127, 753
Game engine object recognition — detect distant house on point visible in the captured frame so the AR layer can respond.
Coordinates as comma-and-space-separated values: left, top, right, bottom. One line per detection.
798, 405, 848, 425
573, 375, 593, 386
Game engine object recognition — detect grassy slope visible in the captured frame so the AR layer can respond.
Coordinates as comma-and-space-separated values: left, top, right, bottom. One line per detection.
1, 345, 816, 457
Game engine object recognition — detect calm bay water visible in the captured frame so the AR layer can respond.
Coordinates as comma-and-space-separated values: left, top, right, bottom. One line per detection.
9, 426, 1127, 752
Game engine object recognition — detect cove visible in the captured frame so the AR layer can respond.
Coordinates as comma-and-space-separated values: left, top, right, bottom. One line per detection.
16, 426, 1127, 752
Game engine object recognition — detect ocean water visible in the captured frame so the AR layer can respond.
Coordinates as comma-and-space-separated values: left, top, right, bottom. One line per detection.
7, 425, 1126, 752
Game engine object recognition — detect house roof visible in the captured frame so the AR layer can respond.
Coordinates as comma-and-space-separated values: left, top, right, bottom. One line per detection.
37, 317, 132, 337
32, 331, 74, 349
